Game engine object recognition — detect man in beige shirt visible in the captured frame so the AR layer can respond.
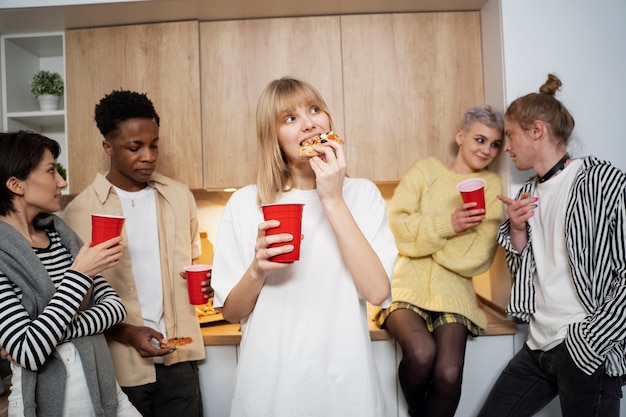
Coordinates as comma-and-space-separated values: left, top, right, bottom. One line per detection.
64, 90, 205, 417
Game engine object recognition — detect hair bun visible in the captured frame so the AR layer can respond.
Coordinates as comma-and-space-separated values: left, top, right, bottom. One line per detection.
539, 73, 562, 96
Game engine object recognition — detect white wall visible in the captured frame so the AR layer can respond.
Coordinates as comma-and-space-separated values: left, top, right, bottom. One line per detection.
489, 0, 626, 194
480, 1, 626, 415
480, 0, 626, 299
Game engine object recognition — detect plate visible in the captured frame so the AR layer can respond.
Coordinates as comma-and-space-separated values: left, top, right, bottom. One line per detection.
196, 301, 225, 325
197, 310, 225, 324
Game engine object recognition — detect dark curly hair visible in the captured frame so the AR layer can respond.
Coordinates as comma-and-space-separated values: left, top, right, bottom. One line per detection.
0, 130, 61, 215
94, 90, 160, 139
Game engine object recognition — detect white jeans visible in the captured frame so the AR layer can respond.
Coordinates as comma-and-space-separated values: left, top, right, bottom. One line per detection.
9, 343, 140, 417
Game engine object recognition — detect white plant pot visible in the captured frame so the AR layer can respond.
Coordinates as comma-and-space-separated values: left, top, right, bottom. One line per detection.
37, 94, 60, 111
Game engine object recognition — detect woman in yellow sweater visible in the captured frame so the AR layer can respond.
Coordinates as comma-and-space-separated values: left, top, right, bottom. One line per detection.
377, 105, 504, 417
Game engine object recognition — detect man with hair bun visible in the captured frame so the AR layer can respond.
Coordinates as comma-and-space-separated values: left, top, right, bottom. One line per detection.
64, 90, 205, 417
478, 74, 626, 417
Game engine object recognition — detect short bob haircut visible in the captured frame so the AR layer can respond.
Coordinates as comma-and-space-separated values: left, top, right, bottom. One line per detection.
255, 77, 334, 205
0, 130, 61, 215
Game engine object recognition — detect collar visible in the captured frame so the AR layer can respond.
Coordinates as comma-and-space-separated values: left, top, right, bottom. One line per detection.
538, 154, 570, 183
92, 172, 168, 204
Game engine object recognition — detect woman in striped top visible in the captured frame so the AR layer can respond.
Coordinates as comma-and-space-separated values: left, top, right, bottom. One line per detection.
0, 131, 140, 416
477, 74, 626, 417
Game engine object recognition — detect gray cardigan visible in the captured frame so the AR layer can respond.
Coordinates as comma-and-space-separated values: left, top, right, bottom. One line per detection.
0, 214, 118, 417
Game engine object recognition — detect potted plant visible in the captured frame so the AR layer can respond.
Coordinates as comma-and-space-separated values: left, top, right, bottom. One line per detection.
55, 162, 67, 181
30, 70, 64, 111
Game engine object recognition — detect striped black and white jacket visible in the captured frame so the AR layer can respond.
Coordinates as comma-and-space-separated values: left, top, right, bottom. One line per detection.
498, 156, 626, 377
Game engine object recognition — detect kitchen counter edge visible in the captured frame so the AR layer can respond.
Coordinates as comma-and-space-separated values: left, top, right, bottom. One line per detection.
201, 301, 516, 346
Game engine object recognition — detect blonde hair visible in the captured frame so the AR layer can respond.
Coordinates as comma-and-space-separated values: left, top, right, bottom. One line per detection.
255, 77, 334, 205
505, 73, 575, 147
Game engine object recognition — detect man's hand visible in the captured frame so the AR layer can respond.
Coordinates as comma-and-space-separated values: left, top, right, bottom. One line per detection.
105, 323, 174, 357
497, 192, 537, 252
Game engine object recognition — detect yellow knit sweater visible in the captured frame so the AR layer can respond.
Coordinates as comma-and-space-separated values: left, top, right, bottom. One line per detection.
388, 157, 503, 330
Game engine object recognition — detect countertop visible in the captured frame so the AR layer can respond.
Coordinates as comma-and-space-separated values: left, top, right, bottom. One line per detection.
200, 299, 516, 346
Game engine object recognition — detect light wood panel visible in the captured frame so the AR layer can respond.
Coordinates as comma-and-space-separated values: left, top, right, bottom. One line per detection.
65, 21, 202, 193
341, 12, 484, 182
0, 0, 489, 41
200, 16, 344, 189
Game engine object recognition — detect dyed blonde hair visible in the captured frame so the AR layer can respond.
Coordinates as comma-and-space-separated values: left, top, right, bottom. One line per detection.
255, 77, 334, 205
505, 73, 575, 147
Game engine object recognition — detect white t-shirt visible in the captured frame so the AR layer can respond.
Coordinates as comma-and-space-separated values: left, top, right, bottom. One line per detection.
212, 179, 398, 417
114, 186, 166, 341
527, 159, 587, 351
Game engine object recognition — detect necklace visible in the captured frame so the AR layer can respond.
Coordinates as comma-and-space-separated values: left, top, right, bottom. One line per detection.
120, 189, 142, 208
538, 154, 570, 183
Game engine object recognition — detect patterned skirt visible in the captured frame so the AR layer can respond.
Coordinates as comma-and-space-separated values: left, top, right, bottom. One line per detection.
375, 301, 482, 337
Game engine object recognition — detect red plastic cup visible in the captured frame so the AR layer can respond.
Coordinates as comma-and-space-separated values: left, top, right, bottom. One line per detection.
184, 264, 211, 305
457, 178, 486, 212
91, 214, 125, 246
261, 203, 304, 263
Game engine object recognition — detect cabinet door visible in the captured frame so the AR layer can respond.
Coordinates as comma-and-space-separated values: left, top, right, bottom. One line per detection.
65, 21, 202, 193
200, 16, 344, 189
341, 13, 484, 182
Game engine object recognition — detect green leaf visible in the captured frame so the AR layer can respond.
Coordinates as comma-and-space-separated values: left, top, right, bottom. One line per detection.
30, 70, 64, 97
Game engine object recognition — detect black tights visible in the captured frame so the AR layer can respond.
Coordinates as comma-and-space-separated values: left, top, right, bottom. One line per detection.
385, 309, 469, 417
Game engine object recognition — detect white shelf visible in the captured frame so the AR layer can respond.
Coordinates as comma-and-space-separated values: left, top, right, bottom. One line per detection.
1, 32, 65, 113
1, 31, 69, 192
6, 110, 65, 129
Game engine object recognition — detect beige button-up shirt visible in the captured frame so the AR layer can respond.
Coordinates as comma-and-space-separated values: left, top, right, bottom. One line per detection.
63, 172, 205, 387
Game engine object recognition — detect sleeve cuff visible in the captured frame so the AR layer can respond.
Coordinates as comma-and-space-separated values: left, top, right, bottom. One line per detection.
566, 322, 604, 376
434, 214, 455, 238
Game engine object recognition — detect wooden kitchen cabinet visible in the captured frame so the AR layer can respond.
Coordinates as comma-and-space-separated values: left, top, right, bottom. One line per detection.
65, 21, 203, 193
341, 12, 484, 182
200, 16, 344, 189
63, 13, 483, 192
200, 13, 483, 188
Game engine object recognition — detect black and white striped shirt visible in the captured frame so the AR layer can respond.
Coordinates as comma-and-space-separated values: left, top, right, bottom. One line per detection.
498, 156, 626, 377
0, 228, 125, 371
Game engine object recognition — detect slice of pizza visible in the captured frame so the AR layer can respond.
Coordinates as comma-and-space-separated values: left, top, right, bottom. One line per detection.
299, 131, 344, 157
160, 336, 193, 349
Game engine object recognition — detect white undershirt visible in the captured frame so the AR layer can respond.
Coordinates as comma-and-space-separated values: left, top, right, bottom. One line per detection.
114, 186, 166, 344
527, 158, 586, 351
9, 344, 141, 416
